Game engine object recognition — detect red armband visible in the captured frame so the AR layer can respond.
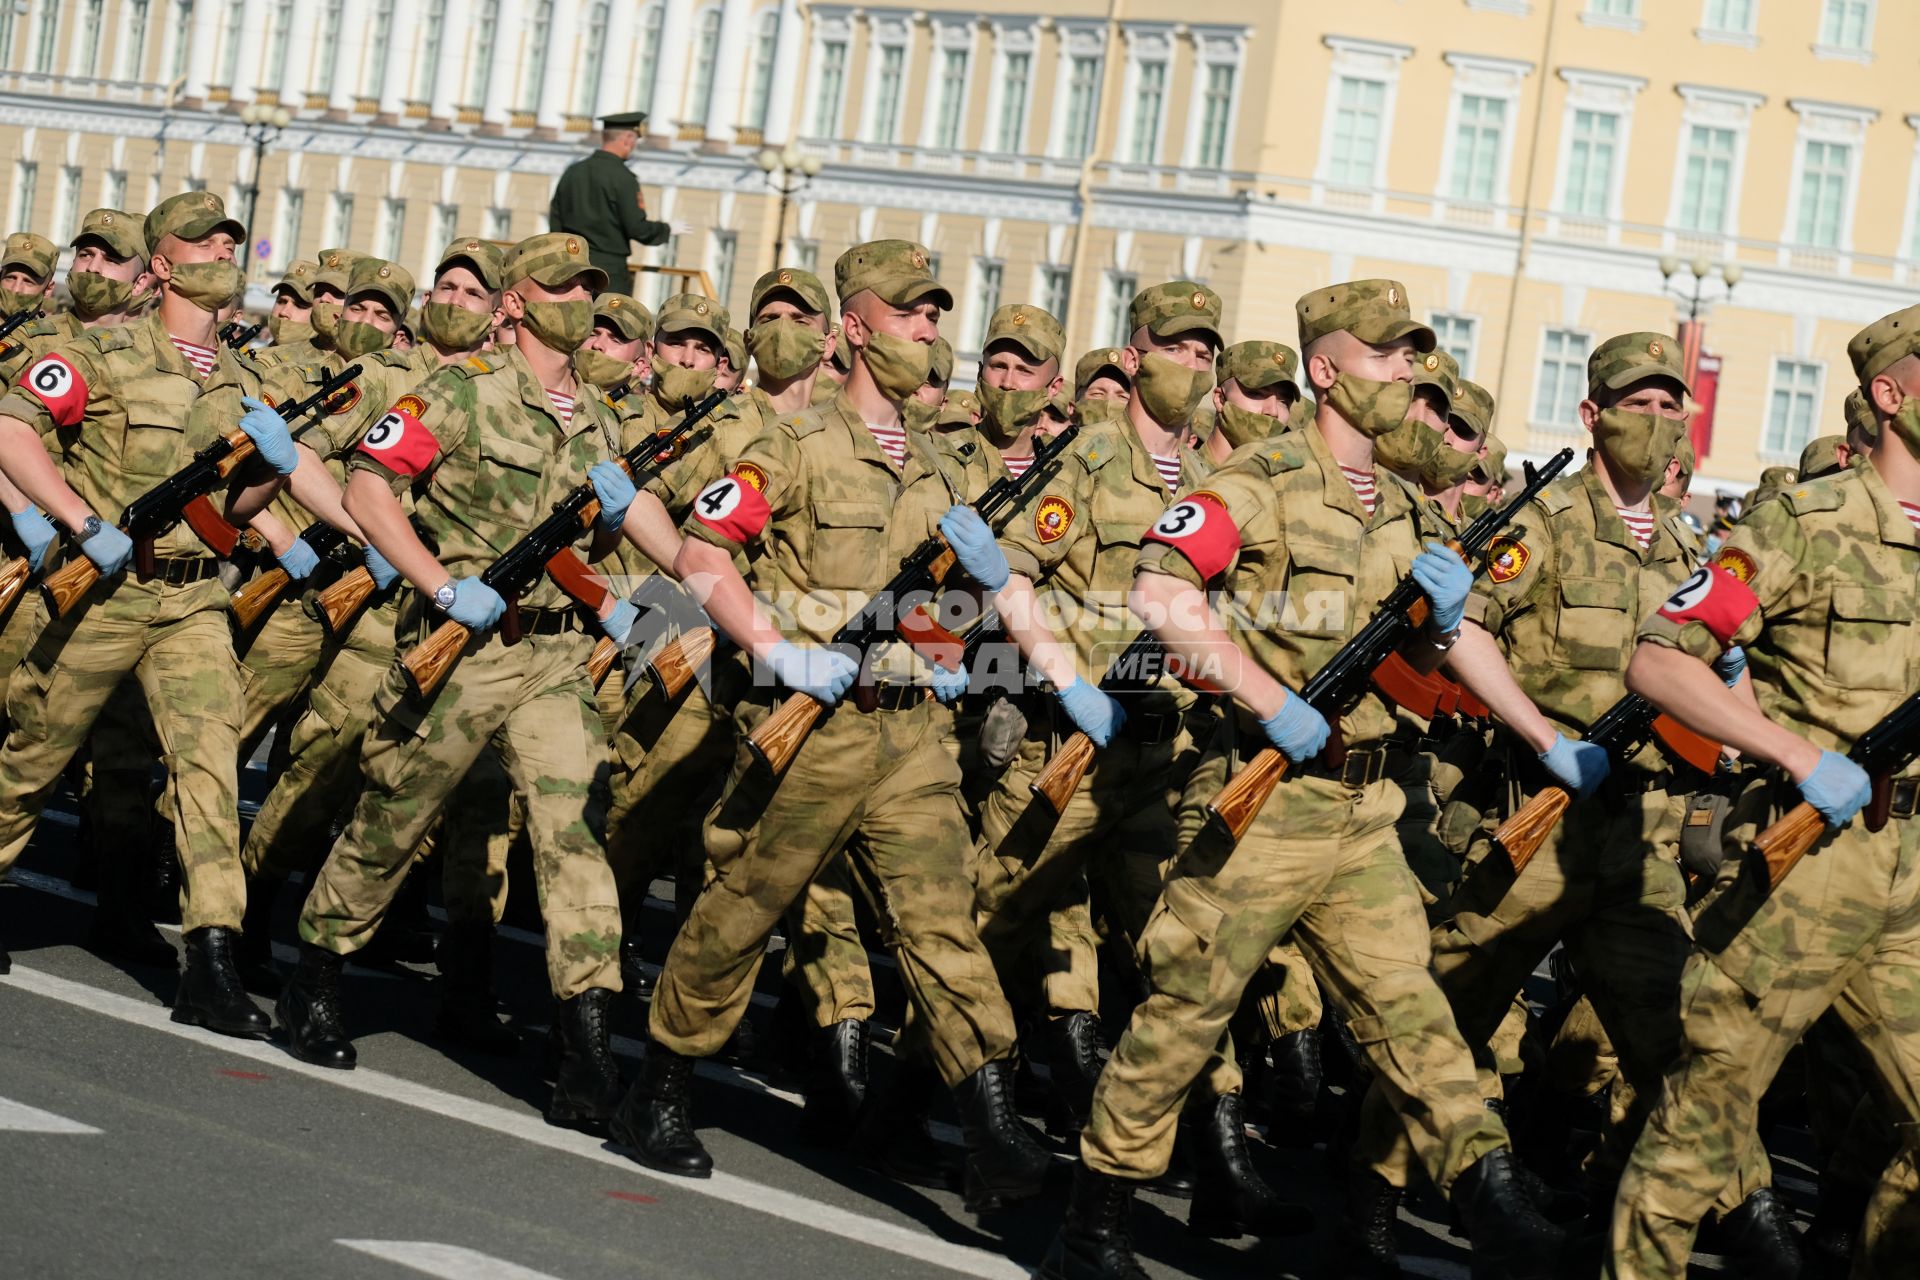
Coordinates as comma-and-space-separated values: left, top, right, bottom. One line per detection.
1142, 494, 1239, 580
690, 471, 771, 543
20, 354, 87, 427
356, 397, 440, 477
1656, 560, 1759, 648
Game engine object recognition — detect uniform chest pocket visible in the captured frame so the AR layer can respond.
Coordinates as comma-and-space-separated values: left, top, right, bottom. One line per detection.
1285, 536, 1358, 638
809, 499, 889, 589
1828, 583, 1912, 691
120, 408, 189, 481
477, 433, 550, 530
1554, 576, 1634, 670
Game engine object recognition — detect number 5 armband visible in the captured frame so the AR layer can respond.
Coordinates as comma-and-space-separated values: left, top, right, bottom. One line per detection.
355, 393, 440, 477
689, 466, 772, 543
1141, 492, 1239, 580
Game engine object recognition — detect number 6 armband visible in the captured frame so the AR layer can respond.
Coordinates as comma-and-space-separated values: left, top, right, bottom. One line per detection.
19, 353, 89, 427
1142, 492, 1240, 580
689, 467, 773, 543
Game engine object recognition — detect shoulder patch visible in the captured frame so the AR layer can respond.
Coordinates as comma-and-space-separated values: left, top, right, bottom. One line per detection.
735, 461, 768, 492
392, 393, 428, 419
324, 382, 363, 415
1485, 536, 1529, 584
1034, 494, 1075, 543
1710, 547, 1758, 584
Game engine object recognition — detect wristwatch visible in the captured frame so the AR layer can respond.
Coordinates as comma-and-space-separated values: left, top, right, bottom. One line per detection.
76, 514, 103, 542
1426, 623, 1462, 652
432, 580, 458, 612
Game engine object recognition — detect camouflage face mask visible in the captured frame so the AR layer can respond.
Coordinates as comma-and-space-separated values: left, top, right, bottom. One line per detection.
1372, 416, 1445, 478
1889, 399, 1920, 461
978, 384, 1049, 442
520, 298, 593, 354
67, 271, 141, 320
1421, 440, 1483, 491
1134, 351, 1213, 428
1594, 408, 1687, 487
860, 329, 935, 403
168, 259, 245, 313
331, 318, 393, 361
421, 301, 492, 353
1215, 400, 1283, 449
309, 299, 342, 341
1326, 372, 1412, 439
649, 357, 717, 411
745, 317, 825, 382
0, 286, 40, 317
574, 346, 633, 390
267, 313, 314, 346
1076, 396, 1126, 425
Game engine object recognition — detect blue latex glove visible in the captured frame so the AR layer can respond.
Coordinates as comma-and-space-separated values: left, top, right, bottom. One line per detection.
764, 639, 859, 705
929, 662, 970, 705
238, 396, 298, 475
589, 460, 637, 532
444, 577, 506, 630
1260, 693, 1331, 763
79, 520, 133, 576
1411, 541, 1472, 634
275, 536, 319, 580
600, 598, 639, 646
939, 503, 1010, 591
1540, 733, 1610, 799
1799, 750, 1873, 828
363, 543, 399, 590
1055, 676, 1126, 747
1712, 644, 1747, 687
9, 506, 56, 571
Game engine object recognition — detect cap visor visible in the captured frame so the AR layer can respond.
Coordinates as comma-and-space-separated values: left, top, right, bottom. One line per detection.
752, 284, 825, 316
531, 265, 610, 294
1360, 318, 1436, 353
657, 317, 724, 347
438, 254, 502, 290
1236, 369, 1298, 394
1602, 367, 1692, 398
1152, 314, 1224, 348
984, 335, 1059, 366
887, 277, 954, 312
0, 256, 44, 277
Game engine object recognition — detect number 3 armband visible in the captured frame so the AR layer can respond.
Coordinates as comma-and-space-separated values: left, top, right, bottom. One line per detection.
21, 353, 88, 427
355, 396, 440, 477
1141, 493, 1239, 580
691, 471, 772, 543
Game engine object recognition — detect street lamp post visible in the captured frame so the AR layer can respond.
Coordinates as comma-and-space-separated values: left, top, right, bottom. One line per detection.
1658, 255, 1741, 463
238, 103, 292, 272
753, 145, 822, 269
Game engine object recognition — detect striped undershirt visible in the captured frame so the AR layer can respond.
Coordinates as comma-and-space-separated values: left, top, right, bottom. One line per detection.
1340, 464, 1378, 515
1003, 453, 1034, 480
1901, 501, 1920, 532
865, 421, 908, 469
1150, 451, 1182, 490
1617, 505, 1655, 549
171, 337, 217, 379
545, 389, 576, 426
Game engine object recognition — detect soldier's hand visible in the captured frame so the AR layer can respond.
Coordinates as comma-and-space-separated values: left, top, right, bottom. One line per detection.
589, 460, 637, 531
1412, 541, 1471, 634
1712, 644, 1747, 687
765, 640, 859, 705
275, 536, 320, 581
600, 598, 639, 647
928, 661, 970, 705
238, 396, 298, 475
939, 504, 1010, 590
1056, 676, 1126, 747
1260, 692, 1330, 763
362, 543, 400, 589
9, 506, 56, 571
1798, 750, 1872, 828
1539, 733, 1609, 798
79, 520, 133, 576
444, 577, 506, 630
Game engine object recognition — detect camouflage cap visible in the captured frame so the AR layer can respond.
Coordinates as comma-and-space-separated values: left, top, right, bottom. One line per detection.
1848, 304, 1920, 383
723, 327, 746, 372
1075, 347, 1130, 397
0, 231, 56, 281
929, 336, 954, 383
1797, 433, 1846, 480
1128, 280, 1223, 347
344, 257, 416, 320
749, 265, 830, 317
656, 292, 729, 347
272, 259, 319, 302
70, 209, 145, 261
1044, 390, 1074, 422
435, 236, 504, 290
1296, 279, 1434, 352
1473, 435, 1509, 484
1450, 378, 1496, 440
143, 190, 246, 255
312, 247, 366, 296
982, 302, 1066, 366
502, 232, 608, 293
938, 388, 980, 427
592, 292, 653, 344
1410, 348, 1460, 409
1843, 388, 1880, 441
833, 239, 952, 311
1217, 340, 1299, 394
1673, 434, 1697, 484
1588, 331, 1690, 398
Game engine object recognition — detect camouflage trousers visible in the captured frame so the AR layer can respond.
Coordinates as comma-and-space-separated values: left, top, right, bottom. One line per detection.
1609, 792, 1920, 1279
0, 576, 244, 931
298, 619, 620, 999
0, 594, 36, 733
236, 601, 325, 764
1082, 734, 1509, 1185
782, 850, 878, 1026
650, 694, 1016, 1087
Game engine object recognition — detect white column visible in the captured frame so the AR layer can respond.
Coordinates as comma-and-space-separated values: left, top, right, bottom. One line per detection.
429, 0, 470, 118
281, 0, 318, 104
481, 0, 524, 125
330, 0, 371, 112
760, 0, 803, 147
535, 0, 579, 128
599, 1, 639, 120
381, 0, 421, 115
228, 0, 268, 103
703, 0, 754, 143
649, 0, 696, 138
184, 0, 222, 101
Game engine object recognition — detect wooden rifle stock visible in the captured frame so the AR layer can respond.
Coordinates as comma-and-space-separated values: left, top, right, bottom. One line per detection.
229, 566, 291, 630
746, 692, 828, 776
1210, 749, 1295, 842
400, 618, 473, 702
646, 625, 716, 701
39, 551, 102, 616
1029, 732, 1098, 815
315, 565, 378, 639
587, 637, 618, 690
1750, 801, 1829, 891
0, 555, 30, 624
1493, 786, 1573, 874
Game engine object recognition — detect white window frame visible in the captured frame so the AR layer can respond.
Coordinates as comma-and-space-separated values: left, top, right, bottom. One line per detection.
1429, 313, 1479, 379
1037, 264, 1072, 325
1103, 270, 1137, 348
326, 191, 355, 248
1047, 22, 1106, 162
1760, 357, 1826, 460
710, 229, 738, 311
117, 0, 151, 81
858, 19, 910, 146
379, 197, 406, 261
1436, 53, 1532, 219
1182, 28, 1248, 171
1779, 98, 1877, 264
1663, 84, 1763, 251
1697, 0, 1759, 47
273, 188, 304, 270
1899, 114, 1920, 278
962, 258, 1003, 356
981, 20, 1037, 158
1815, 0, 1875, 62
802, 15, 852, 141
1114, 24, 1175, 169
916, 18, 974, 151
1580, 0, 1643, 33
1313, 37, 1413, 210
1530, 326, 1593, 433
683, 5, 724, 130
1547, 68, 1644, 238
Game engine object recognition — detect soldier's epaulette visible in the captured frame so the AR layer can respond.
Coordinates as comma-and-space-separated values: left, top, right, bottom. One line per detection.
1533, 478, 1575, 517
781, 406, 830, 439
1775, 469, 1849, 515
1245, 432, 1310, 475
1377, 467, 1424, 504
364, 347, 415, 370
448, 351, 501, 379
1076, 423, 1130, 472
89, 324, 140, 355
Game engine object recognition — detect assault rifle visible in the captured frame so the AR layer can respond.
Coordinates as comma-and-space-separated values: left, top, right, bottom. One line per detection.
220, 320, 265, 350
0, 307, 44, 350
397, 389, 726, 703
1205, 447, 1576, 841
745, 424, 1080, 778
41, 363, 364, 617
227, 519, 352, 631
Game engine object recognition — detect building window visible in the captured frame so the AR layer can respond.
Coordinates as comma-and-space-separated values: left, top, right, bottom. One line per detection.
104, 169, 127, 209
52, 165, 81, 238
431, 203, 458, 261
632, 4, 663, 115
1677, 125, 1736, 233
469, 0, 500, 105
996, 51, 1031, 154
1449, 94, 1508, 203
1197, 63, 1236, 169
685, 6, 723, 128
1061, 54, 1102, 160
29, 0, 57, 74
118, 0, 149, 80
168, 0, 191, 82
1701, 0, 1754, 34
811, 39, 847, 138
364, 0, 395, 98
1327, 76, 1387, 187
275, 188, 303, 268
1587, 0, 1638, 15
1819, 0, 1874, 50
0, 7, 19, 74
934, 48, 969, 150
1794, 139, 1851, 248
1561, 109, 1618, 218
1128, 60, 1166, 164
745, 9, 780, 133
711, 230, 738, 309
380, 198, 406, 261
520, 0, 554, 114
485, 206, 511, 240
315, 0, 344, 96
965, 260, 1003, 352
75, 0, 105, 77
644, 232, 680, 310
1103, 271, 1136, 347
924, 252, 942, 281
1533, 328, 1591, 427
1039, 266, 1071, 326
867, 44, 905, 144
790, 239, 818, 274
10, 162, 37, 229
415, 0, 446, 103
327, 192, 355, 247
215, 0, 244, 86
1764, 359, 1824, 456
265, 0, 293, 87
574, 0, 609, 116
1430, 314, 1477, 377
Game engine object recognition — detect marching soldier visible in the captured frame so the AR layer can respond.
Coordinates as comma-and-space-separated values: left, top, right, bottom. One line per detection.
266, 259, 319, 348
254, 247, 361, 368
547, 111, 673, 296
0, 232, 57, 317
1201, 339, 1300, 463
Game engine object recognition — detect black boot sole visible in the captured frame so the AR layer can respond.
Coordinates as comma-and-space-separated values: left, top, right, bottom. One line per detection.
170, 1003, 272, 1039
963, 1158, 1052, 1213
610, 1115, 714, 1178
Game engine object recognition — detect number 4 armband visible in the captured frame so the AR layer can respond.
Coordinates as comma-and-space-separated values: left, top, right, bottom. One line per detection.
1141, 493, 1239, 580
690, 469, 772, 543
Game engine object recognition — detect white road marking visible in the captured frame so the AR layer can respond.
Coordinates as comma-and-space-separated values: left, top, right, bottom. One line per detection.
0, 1094, 101, 1134
336, 1240, 568, 1280
0, 965, 1023, 1280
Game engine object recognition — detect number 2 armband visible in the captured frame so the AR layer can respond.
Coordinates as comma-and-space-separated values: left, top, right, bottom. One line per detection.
1655, 551, 1761, 651
1141, 493, 1239, 581
689, 469, 772, 544
354, 394, 440, 477
20, 353, 88, 427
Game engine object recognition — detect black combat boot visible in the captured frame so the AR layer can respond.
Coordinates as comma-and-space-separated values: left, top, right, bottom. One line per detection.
173, 927, 271, 1038
852, 1057, 957, 1189
275, 942, 356, 1068
1336, 1166, 1404, 1279
0, 933, 10, 974
1047, 1011, 1105, 1133
953, 1059, 1054, 1213
1037, 1162, 1151, 1280
611, 1042, 713, 1177
619, 938, 656, 1001
547, 988, 623, 1128
1452, 1150, 1567, 1280
1186, 1092, 1315, 1238
1804, 1175, 1871, 1277
1265, 1028, 1323, 1140
1715, 1187, 1803, 1280
235, 877, 280, 992
87, 848, 175, 968
433, 923, 518, 1056
799, 1018, 869, 1143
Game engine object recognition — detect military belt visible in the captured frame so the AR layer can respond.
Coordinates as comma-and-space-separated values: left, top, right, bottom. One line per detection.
1123, 708, 1180, 746
519, 608, 588, 636
150, 556, 219, 587
1296, 742, 1414, 790
1889, 778, 1920, 821
863, 683, 924, 713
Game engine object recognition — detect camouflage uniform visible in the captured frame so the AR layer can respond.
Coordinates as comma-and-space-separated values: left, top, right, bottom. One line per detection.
251, 248, 362, 371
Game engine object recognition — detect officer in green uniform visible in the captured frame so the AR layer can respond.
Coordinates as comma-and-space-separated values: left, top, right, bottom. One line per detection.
548, 111, 673, 295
